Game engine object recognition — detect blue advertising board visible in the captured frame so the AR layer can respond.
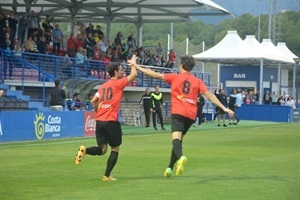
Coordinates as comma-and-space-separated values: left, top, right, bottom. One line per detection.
0, 111, 84, 143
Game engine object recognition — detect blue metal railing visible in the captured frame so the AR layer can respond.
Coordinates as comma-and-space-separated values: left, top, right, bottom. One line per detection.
0, 49, 211, 104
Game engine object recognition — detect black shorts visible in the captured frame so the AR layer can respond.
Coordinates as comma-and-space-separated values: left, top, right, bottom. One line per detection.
171, 114, 195, 135
95, 121, 122, 147
216, 107, 225, 114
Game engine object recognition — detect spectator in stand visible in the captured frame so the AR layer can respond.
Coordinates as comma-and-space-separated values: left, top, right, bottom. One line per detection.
114, 31, 122, 47
271, 91, 278, 105
32, 36, 39, 52
7, 11, 18, 43
156, 42, 164, 56
94, 25, 104, 37
73, 21, 82, 37
37, 36, 48, 54
243, 90, 255, 104
42, 15, 53, 45
93, 32, 100, 44
84, 32, 95, 59
254, 89, 260, 104
285, 96, 296, 109
263, 90, 271, 105
37, 16, 43, 40
85, 23, 94, 35
27, 7, 43, 37
24, 35, 38, 53
67, 32, 76, 58
92, 44, 101, 61
102, 52, 112, 66
75, 46, 87, 66
276, 96, 285, 105
282, 91, 289, 102
98, 35, 108, 60
0, 8, 7, 33
18, 12, 27, 45
51, 24, 63, 56
0, 32, 14, 80
167, 49, 176, 68
14, 38, 24, 52
127, 33, 136, 49
75, 33, 84, 52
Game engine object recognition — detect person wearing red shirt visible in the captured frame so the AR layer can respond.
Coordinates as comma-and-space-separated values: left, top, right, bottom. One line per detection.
129, 55, 234, 178
167, 49, 176, 68
75, 57, 137, 181
74, 33, 84, 52
67, 32, 76, 57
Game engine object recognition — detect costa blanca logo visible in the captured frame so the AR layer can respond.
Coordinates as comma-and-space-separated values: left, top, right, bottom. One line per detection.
34, 112, 45, 139
34, 112, 62, 139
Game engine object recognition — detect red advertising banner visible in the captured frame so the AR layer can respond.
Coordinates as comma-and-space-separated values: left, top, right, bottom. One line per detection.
83, 111, 96, 136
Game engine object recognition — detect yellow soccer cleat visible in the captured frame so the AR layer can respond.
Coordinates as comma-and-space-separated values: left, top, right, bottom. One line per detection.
164, 167, 172, 178
102, 176, 117, 182
75, 146, 86, 165
175, 156, 187, 176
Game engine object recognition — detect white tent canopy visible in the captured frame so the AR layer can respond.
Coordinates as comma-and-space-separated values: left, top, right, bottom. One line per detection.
192, 30, 297, 104
192, 30, 264, 65
276, 42, 299, 59
244, 35, 278, 63
261, 39, 295, 64
192, 30, 295, 65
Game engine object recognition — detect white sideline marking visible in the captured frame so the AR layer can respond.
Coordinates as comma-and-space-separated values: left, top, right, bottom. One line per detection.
0, 134, 157, 149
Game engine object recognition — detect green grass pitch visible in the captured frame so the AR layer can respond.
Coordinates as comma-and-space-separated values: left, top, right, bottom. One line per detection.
0, 121, 299, 200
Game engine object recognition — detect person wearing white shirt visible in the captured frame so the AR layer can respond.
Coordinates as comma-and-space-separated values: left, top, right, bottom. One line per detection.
285, 96, 296, 109
230, 89, 243, 124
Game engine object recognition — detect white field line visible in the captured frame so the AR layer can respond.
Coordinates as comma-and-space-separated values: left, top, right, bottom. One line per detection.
0, 133, 159, 149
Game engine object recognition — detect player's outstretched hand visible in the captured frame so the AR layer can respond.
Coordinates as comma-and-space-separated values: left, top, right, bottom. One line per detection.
224, 108, 234, 118
127, 55, 137, 67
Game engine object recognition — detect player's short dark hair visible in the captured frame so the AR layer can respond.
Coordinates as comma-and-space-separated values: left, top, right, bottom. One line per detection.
107, 62, 121, 77
54, 79, 60, 87
180, 56, 195, 72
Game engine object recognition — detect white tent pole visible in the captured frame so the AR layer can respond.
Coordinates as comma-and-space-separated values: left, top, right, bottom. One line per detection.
277, 63, 281, 95
293, 63, 296, 97
259, 59, 264, 104
167, 34, 170, 61
138, 26, 143, 47
170, 23, 173, 49
202, 41, 205, 72
217, 63, 220, 84
186, 38, 189, 55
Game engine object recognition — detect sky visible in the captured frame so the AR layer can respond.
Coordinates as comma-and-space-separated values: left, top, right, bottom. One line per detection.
195, 0, 300, 24
214, 0, 300, 16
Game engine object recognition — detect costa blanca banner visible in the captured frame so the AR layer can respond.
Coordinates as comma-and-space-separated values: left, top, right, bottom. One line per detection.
0, 111, 84, 143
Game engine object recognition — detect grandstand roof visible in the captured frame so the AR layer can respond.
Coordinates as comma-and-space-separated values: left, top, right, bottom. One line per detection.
1, 0, 232, 23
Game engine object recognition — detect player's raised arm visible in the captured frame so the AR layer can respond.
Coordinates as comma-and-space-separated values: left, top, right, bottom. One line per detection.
127, 55, 164, 80
203, 90, 234, 116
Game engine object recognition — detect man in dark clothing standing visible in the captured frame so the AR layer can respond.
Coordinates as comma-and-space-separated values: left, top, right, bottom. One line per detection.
214, 89, 228, 127
193, 93, 205, 127
50, 79, 66, 110
139, 88, 152, 127
151, 85, 166, 131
